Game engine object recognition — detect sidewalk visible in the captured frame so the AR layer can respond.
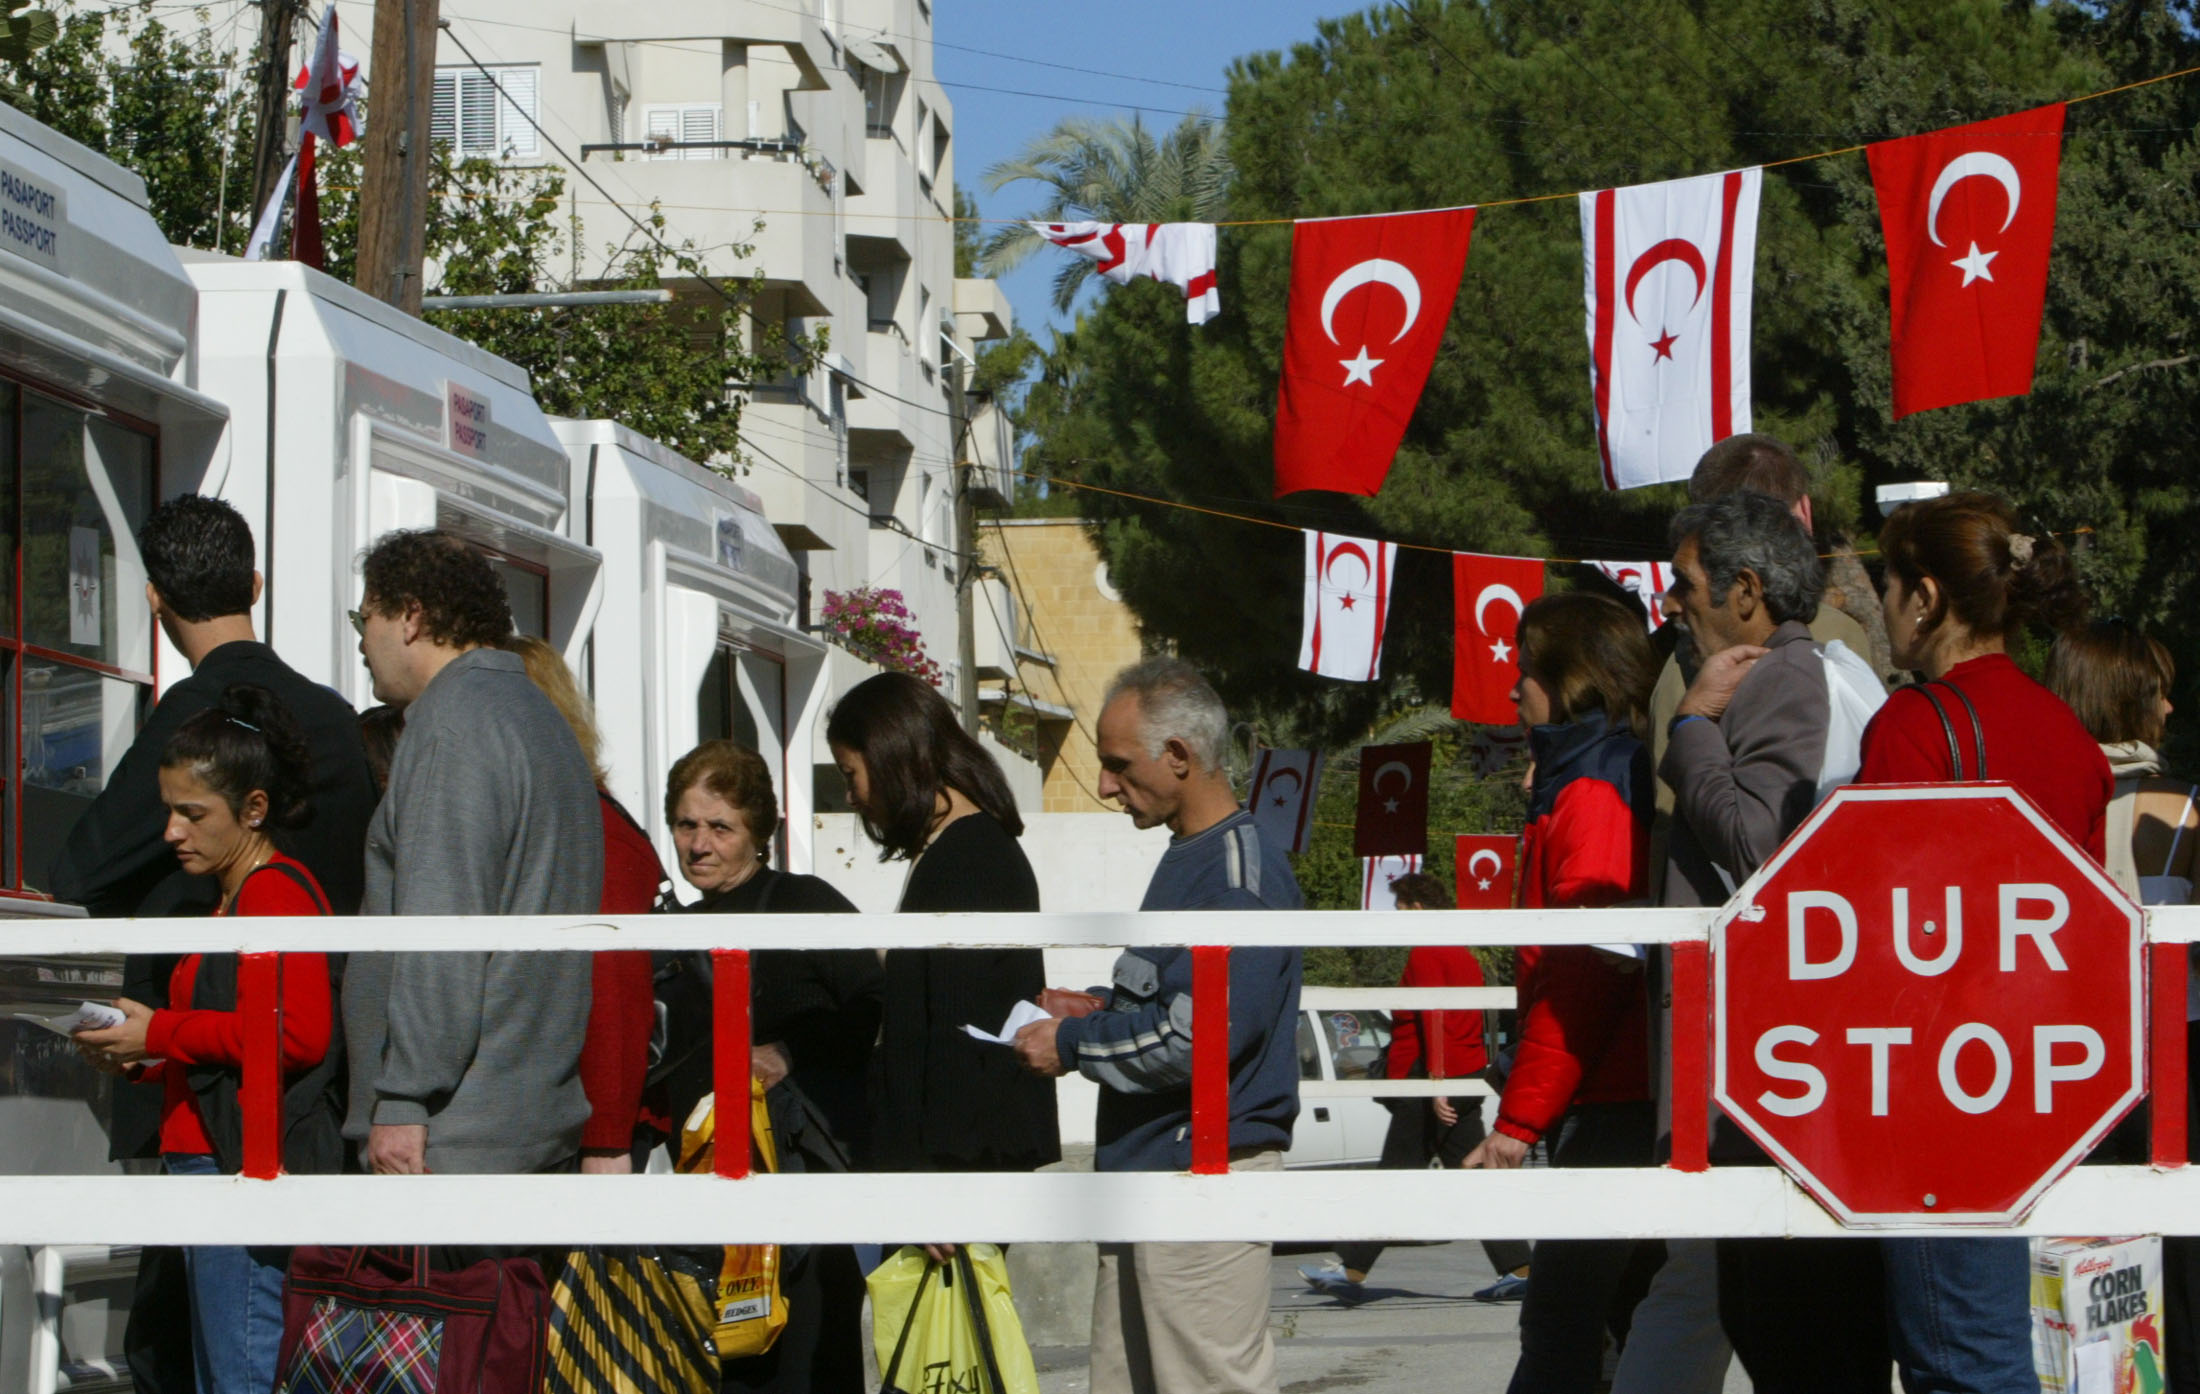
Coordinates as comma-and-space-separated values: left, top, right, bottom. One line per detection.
1030, 1242, 1755, 1392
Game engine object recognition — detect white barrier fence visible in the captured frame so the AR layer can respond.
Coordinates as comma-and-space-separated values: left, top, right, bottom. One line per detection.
1, 905, 2194, 1246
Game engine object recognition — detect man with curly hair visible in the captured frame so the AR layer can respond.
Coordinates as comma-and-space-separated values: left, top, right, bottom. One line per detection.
340, 529, 603, 1179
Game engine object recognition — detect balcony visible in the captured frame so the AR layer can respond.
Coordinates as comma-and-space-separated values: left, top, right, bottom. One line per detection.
582, 151, 838, 315
573, 0, 832, 90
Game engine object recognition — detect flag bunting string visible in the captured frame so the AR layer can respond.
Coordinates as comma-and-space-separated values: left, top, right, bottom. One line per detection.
1008, 468, 2093, 566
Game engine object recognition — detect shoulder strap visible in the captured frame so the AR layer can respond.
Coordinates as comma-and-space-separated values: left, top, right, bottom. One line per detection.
1909, 683, 1967, 781
1924, 680, 1987, 779
242, 859, 331, 915
2168, 787, 2200, 875
954, 1248, 1013, 1394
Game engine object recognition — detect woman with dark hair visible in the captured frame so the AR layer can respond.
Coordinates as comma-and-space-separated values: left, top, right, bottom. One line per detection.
73, 684, 338, 1394
1861, 492, 2107, 1394
661, 739, 879, 1394
1461, 592, 1659, 1394
824, 672, 1060, 1178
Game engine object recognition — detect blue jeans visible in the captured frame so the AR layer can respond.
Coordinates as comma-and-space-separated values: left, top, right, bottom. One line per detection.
164, 1153, 289, 1394
1881, 1237, 2037, 1394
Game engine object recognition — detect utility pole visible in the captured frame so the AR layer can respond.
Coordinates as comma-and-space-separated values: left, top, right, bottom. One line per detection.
949, 357, 979, 736
354, 0, 439, 312
246, 0, 299, 229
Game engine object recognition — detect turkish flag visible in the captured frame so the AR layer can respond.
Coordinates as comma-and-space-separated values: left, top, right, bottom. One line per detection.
1247, 746, 1323, 855
1868, 104, 2064, 418
1454, 834, 1517, 910
1274, 207, 1476, 497
1354, 740, 1431, 858
1451, 553, 1545, 724
1581, 168, 1762, 490
1299, 530, 1397, 681
1362, 854, 1424, 911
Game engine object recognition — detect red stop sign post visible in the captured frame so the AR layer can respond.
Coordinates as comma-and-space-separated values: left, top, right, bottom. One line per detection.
1713, 785, 2144, 1226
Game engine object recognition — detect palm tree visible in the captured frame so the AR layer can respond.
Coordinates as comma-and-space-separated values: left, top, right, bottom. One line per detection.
980, 112, 1232, 315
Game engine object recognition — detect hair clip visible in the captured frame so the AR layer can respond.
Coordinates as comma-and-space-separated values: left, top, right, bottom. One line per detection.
2007, 534, 2036, 566
226, 715, 261, 732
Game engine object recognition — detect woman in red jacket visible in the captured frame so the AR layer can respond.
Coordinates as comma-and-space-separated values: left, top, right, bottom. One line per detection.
74, 685, 336, 1394
1460, 592, 1659, 1394
1859, 493, 2103, 1394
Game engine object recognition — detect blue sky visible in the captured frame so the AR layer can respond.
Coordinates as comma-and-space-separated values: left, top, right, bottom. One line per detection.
933, 0, 1355, 339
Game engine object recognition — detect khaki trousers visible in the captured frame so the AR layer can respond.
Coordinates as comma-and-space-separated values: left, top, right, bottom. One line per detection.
1089, 1147, 1282, 1394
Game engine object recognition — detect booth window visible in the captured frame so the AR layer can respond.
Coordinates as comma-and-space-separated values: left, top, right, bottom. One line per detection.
0, 385, 156, 893
431, 65, 540, 158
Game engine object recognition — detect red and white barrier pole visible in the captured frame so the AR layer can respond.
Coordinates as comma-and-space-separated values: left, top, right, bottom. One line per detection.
238, 952, 282, 1179
2153, 941, 2186, 1169
1668, 939, 1710, 1173
712, 948, 751, 1178
1190, 945, 1230, 1175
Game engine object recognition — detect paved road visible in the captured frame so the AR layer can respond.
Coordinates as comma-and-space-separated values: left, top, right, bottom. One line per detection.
1031, 1242, 1755, 1393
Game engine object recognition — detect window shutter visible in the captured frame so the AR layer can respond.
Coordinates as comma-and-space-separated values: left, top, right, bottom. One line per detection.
430, 71, 458, 147
681, 105, 719, 159
495, 67, 538, 156
458, 70, 497, 151
645, 107, 679, 159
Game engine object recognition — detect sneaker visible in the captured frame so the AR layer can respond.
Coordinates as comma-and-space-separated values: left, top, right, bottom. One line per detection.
1297, 1263, 1369, 1301
1473, 1273, 1529, 1303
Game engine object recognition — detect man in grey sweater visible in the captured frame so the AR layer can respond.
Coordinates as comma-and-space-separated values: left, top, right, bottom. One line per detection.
342, 530, 602, 1176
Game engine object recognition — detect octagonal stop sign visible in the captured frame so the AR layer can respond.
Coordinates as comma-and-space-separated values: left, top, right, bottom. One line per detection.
1713, 784, 2143, 1226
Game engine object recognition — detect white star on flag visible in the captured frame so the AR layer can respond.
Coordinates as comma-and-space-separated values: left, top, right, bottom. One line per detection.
1490, 636, 1511, 662
1340, 345, 1383, 386
1951, 241, 1998, 286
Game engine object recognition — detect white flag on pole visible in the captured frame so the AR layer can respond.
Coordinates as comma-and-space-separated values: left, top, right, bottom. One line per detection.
1298, 530, 1397, 682
243, 152, 298, 262
1581, 168, 1762, 490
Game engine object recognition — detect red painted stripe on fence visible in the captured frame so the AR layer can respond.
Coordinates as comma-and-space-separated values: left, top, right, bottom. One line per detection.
713, 948, 751, 1179
239, 952, 281, 1179
2153, 941, 2186, 1169
1669, 941, 1710, 1173
1191, 946, 1230, 1175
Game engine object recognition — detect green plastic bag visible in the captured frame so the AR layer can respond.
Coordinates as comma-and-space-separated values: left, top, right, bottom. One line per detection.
867, 1245, 1041, 1394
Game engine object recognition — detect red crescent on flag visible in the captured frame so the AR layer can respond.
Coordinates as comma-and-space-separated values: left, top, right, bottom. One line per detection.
1264, 767, 1303, 797
1323, 541, 1372, 589
1623, 238, 1709, 322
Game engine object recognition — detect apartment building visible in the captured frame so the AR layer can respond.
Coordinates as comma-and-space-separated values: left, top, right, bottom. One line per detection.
194, 0, 1011, 706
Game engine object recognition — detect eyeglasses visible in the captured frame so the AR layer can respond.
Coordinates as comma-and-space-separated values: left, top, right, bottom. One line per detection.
348, 608, 368, 636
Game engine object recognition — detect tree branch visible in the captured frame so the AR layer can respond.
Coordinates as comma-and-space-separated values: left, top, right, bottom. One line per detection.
2092, 355, 2196, 391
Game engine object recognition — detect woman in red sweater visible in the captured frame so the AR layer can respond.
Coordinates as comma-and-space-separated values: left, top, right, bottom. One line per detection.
74, 685, 335, 1394
1860, 492, 2104, 1394
1460, 593, 1659, 1394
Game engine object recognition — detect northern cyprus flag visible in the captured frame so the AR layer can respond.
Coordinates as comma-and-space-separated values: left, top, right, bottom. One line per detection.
1581, 168, 1761, 490
1299, 530, 1397, 682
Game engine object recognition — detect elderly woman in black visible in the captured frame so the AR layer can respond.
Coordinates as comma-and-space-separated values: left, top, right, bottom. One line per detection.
825, 672, 1060, 1183
664, 739, 879, 1394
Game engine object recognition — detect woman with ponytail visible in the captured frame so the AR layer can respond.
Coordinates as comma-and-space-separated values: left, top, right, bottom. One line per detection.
74, 683, 338, 1394
1857, 492, 2107, 1393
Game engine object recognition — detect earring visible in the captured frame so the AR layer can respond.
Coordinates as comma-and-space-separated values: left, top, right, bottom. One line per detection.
249, 818, 261, 828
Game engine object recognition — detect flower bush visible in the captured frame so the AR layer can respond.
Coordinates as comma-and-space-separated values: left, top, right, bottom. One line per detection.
821, 586, 944, 687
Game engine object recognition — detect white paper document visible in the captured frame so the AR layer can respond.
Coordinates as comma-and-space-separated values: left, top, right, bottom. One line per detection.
15, 1001, 125, 1036
962, 999, 1052, 1046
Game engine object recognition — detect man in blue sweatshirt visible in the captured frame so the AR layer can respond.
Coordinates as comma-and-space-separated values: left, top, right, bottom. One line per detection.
1015, 657, 1302, 1394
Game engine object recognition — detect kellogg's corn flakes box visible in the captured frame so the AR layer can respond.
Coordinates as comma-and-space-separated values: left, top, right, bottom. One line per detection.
2031, 1236, 2164, 1394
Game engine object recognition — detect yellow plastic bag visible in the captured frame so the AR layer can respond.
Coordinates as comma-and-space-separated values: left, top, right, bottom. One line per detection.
673, 1080, 789, 1359
867, 1244, 1041, 1394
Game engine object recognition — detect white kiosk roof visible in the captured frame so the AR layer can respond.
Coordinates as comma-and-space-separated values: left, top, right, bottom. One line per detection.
556, 418, 801, 621
0, 103, 225, 446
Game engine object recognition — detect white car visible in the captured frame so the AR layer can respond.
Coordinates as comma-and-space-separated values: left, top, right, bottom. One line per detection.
1285, 1006, 1399, 1169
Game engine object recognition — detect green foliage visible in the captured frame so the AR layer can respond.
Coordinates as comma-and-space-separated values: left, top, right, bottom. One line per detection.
954, 184, 982, 278
7, 9, 256, 248
1018, 0, 2200, 764
0, 0, 59, 75
979, 111, 1233, 313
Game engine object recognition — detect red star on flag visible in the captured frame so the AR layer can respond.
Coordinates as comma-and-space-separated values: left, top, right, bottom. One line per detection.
1650, 328, 1679, 360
